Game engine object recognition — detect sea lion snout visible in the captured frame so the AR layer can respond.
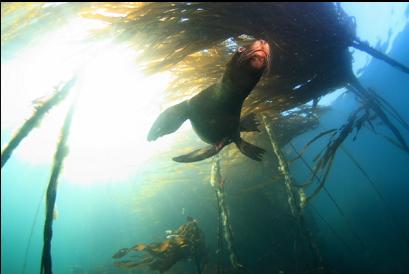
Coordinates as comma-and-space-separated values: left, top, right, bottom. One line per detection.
237, 39, 270, 71
248, 39, 270, 70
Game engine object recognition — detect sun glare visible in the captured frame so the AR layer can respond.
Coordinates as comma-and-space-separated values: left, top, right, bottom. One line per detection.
1, 17, 176, 185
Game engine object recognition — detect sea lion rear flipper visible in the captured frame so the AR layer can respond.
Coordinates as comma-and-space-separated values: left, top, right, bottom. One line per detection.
148, 101, 189, 141
173, 145, 222, 163
240, 113, 260, 132
235, 138, 265, 161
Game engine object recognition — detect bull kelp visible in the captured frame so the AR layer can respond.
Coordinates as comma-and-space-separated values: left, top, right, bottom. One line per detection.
1, 2, 409, 274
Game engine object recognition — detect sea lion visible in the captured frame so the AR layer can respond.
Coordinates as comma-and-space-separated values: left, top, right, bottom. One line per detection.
147, 39, 270, 162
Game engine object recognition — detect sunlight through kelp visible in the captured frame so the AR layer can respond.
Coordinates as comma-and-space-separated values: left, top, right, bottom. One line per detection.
1, 76, 77, 169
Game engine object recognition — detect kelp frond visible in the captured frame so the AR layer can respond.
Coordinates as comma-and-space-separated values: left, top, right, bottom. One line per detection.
297, 86, 409, 206
1, 77, 77, 169
298, 104, 378, 205
348, 78, 409, 154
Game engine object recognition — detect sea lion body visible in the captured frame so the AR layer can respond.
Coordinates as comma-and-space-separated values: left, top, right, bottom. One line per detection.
188, 85, 241, 144
148, 39, 270, 162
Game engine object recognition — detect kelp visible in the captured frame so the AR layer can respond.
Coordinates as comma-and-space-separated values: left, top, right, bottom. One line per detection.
210, 155, 246, 272
262, 114, 301, 216
88, 2, 357, 114
1, 3, 93, 60
295, 89, 409, 206
289, 143, 370, 254
286, 69, 409, 204
112, 218, 206, 274
295, 105, 375, 204
41, 97, 77, 274
3, 3, 407, 113
262, 117, 323, 268
266, 105, 330, 146
1, 76, 77, 169
348, 77, 409, 153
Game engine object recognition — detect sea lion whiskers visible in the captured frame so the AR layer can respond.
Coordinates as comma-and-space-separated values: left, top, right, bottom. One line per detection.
237, 49, 250, 65
237, 46, 270, 72
264, 52, 272, 75
250, 48, 272, 75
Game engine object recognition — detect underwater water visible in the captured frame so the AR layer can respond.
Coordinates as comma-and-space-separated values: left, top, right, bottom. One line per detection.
1, 3, 409, 274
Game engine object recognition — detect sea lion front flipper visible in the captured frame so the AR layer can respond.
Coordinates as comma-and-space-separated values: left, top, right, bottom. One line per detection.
173, 145, 223, 163
235, 138, 265, 161
148, 101, 189, 141
240, 113, 260, 132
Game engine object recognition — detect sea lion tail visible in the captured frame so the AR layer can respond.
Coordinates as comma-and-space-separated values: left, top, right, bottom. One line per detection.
148, 101, 189, 141
235, 138, 265, 161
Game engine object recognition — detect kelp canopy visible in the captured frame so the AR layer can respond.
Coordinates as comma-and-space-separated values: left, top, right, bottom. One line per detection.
1, 2, 354, 113
2, 2, 407, 115
87, 2, 357, 114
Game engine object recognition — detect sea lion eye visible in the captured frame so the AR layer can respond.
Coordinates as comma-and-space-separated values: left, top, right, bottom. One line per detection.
238, 46, 246, 53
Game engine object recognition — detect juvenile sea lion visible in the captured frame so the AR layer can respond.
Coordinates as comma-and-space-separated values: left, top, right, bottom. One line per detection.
148, 39, 270, 162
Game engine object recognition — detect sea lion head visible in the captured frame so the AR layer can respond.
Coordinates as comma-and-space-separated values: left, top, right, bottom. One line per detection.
237, 39, 271, 71
223, 39, 270, 92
